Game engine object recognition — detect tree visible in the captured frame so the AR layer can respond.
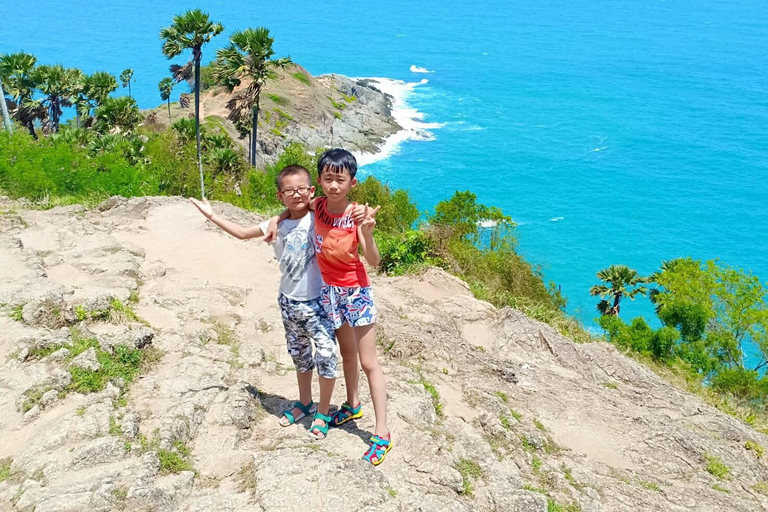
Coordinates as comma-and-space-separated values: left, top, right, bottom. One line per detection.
32, 64, 80, 133
0, 52, 45, 137
158, 77, 174, 121
85, 71, 118, 106
120, 68, 134, 98
160, 9, 224, 199
94, 96, 141, 134
590, 265, 648, 316
651, 258, 768, 375
214, 27, 291, 166
0, 73, 12, 133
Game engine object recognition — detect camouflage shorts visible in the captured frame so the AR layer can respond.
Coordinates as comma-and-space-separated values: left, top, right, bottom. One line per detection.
278, 293, 337, 379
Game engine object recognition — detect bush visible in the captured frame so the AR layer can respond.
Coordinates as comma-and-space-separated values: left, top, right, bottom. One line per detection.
377, 230, 436, 275
349, 176, 419, 234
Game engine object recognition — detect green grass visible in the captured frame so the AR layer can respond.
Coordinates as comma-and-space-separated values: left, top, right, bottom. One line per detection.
534, 419, 546, 431
601, 382, 619, 390
76, 405, 87, 417
158, 441, 194, 474
412, 375, 443, 417
333, 111, 342, 120
342, 94, 357, 103
500, 414, 512, 430
292, 72, 311, 86
456, 458, 483, 496
548, 500, 581, 512
704, 453, 731, 480
523, 484, 547, 494
531, 456, 542, 471
10, 305, 23, 322
267, 94, 290, 106
495, 391, 508, 403
109, 416, 123, 436
712, 483, 730, 493
269, 128, 285, 138
509, 408, 523, 421
0, 458, 12, 483
328, 96, 346, 110
388, 488, 398, 498
753, 482, 768, 495
21, 387, 48, 413
637, 480, 660, 492
273, 108, 294, 121
745, 440, 764, 458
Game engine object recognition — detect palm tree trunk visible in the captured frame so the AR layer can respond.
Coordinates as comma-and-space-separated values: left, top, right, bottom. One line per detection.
167, 98, 171, 122
0, 76, 12, 134
194, 50, 205, 199
128, 82, 132, 99
250, 102, 258, 167
612, 291, 623, 316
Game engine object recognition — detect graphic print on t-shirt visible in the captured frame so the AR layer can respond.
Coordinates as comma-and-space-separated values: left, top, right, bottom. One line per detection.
280, 225, 316, 283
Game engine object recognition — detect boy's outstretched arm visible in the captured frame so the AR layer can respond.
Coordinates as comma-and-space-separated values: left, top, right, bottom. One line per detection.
190, 197, 265, 240
358, 204, 381, 267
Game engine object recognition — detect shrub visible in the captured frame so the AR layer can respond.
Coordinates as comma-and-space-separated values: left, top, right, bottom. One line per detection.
377, 230, 436, 275
292, 72, 311, 86
349, 176, 419, 234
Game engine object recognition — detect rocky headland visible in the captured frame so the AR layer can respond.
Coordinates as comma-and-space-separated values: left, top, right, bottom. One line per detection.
145, 64, 403, 168
0, 196, 767, 511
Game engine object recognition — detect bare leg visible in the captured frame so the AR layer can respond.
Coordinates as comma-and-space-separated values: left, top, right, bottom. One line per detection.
279, 370, 314, 426
336, 322, 360, 407
355, 324, 388, 437
310, 376, 335, 437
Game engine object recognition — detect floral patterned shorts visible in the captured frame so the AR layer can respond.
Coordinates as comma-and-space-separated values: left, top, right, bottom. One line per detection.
321, 285, 377, 329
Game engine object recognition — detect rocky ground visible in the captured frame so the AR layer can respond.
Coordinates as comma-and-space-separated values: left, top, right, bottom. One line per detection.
145, 63, 402, 167
1, 196, 767, 511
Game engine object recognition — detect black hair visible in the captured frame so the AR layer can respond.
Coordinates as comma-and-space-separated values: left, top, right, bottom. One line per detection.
275, 165, 311, 189
317, 148, 358, 178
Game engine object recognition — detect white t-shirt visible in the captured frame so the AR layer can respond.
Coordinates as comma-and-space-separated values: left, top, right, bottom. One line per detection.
259, 213, 323, 301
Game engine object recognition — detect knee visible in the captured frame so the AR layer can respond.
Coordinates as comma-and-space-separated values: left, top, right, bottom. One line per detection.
360, 355, 380, 376
339, 343, 358, 361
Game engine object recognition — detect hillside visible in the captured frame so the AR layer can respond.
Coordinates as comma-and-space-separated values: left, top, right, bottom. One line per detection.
0, 196, 767, 511
144, 63, 402, 167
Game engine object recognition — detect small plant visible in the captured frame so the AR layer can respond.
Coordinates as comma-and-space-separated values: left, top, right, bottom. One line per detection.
601, 382, 618, 390
388, 488, 398, 498
704, 453, 731, 480
745, 440, 764, 458
327, 96, 345, 110
712, 483, 730, 493
753, 482, 768, 495
292, 72, 311, 86
500, 414, 511, 430
10, 305, 23, 322
0, 458, 12, 483
128, 290, 139, 304
637, 480, 660, 492
112, 486, 128, 502
109, 416, 123, 436
531, 456, 542, 471
456, 458, 483, 496
496, 391, 508, 403
268, 94, 290, 106
534, 419, 546, 431
333, 111, 342, 120
342, 93, 356, 103
414, 375, 443, 417
509, 408, 523, 421
548, 500, 581, 512
158, 441, 194, 474
236, 460, 257, 494
75, 305, 88, 322
76, 406, 87, 417
269, 128, 285, 138
523, 483, 547, 494
273, 108, 294, 121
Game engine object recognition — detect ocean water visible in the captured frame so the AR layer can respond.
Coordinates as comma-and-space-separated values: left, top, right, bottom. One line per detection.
4, 1, 768, 362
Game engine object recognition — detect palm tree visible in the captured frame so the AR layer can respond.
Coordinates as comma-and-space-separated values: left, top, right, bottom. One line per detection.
32, 64, 80, 133
94, 96, 141, 134
590, 265, 648, 316
160, 9, 224, 199
86, 71, 118, 106
0, 52, 43, 137
66, 68, 86, 128
120, 69, 134, 98
158, 77, 174, 121
214, 27, 291, 166
0, 74, 12, 133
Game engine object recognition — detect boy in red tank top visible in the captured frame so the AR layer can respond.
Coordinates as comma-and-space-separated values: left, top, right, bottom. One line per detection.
269, 149, 391, 465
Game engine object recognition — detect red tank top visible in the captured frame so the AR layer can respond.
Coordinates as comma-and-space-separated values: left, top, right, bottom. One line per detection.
313, 197, 370, 287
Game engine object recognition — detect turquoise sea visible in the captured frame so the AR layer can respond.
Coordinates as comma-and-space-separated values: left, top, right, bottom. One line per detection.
4, 1, 768, 363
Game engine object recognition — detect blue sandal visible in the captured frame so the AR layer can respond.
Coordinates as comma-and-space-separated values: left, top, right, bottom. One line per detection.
309, 412, 332, 440
363, 433, 392, 465
330, 401, 363, 427
280, 401, 315, 427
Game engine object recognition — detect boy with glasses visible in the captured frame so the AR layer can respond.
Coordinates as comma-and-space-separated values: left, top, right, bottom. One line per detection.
190, 165, 341, 436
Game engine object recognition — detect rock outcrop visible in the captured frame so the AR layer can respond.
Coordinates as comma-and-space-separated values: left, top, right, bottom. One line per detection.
1, 196, 767, 511
145, 64, 402, 168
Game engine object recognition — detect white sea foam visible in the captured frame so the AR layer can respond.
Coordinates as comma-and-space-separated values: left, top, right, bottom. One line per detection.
477, 220, 498, 228
352, 76, 444, 167
410, 65, 434, 74
550, 217, 564, 222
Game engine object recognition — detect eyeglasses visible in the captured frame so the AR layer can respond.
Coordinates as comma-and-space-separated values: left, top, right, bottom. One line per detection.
281, 186, 311, 196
